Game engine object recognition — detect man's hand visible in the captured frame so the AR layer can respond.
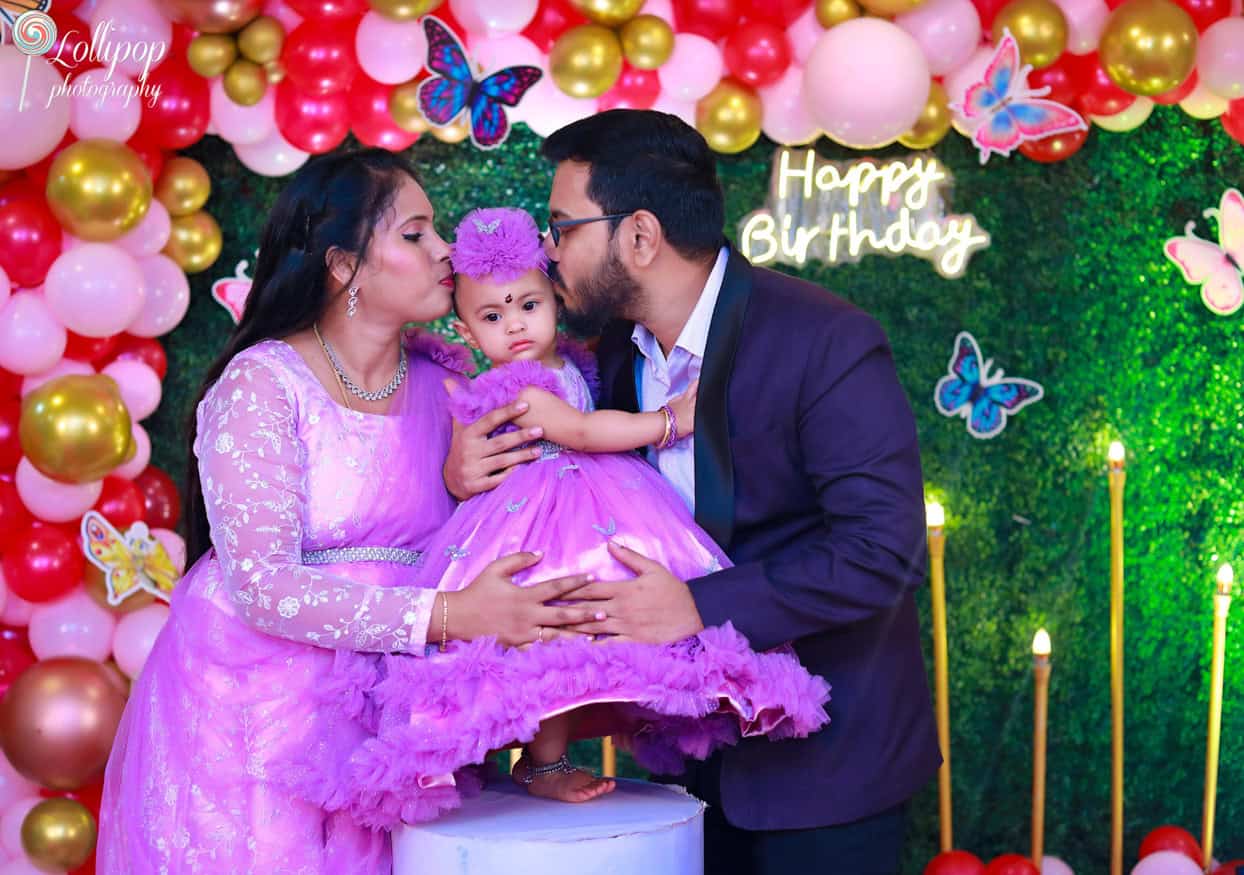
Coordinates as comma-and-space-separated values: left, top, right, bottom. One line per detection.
442, 379, 545, 501
567, 541, 705, 643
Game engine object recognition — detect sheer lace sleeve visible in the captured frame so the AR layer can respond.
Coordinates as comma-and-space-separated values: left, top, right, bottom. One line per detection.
195, 352, 438, 653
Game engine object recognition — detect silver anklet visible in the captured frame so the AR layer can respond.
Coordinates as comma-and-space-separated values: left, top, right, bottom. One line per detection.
521, 754, 577, 785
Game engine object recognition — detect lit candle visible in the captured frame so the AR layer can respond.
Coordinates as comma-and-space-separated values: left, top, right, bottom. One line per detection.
1107, 440, 1126, 875
926, 500, 952, 852
1032, 628, 1052, 870
1201, 563, 1234, 871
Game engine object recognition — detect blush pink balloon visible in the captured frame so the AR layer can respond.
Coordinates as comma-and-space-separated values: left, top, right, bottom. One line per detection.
641, 0, 675, 20
658, 33, 724, 102
28, 588, 117, 661
0, 266, 9, 310
21, 358, 95, 396
0, 50, 71, 171
0, 578, 34, 627
1131, 851, 1205, 875
356, 12, 428, 84
521, 76, 598, 136
128, 254, 189, 337
803, 18, 931, 147
449, 0, 539, 35
944, 43, 996, 132
1042, 857, 1075, 875
210, 77, 277, 146
0, 292, 68, 376
264, 0, 304, 31
70, 70, 143, 141
0, 754, 36, 812
1197, 18, 1244, 101
117, 199, 171, 258
1056, 0, 1109, 54
100, 359, 161, 421
152, 528, 186, 574
787, 5, 826, 64
650, 90, 696, 125
88, 0, 172, 80
0, 797, 39, 858
897, 0, 982, 76
113, 423, 151, 480
760, 65, 820, 144
0, 860, 62, 875
45, 244, 146, 339
15, 458, 103, 522
112, 602, 168, 678
470, 33, 543, 74
233, 127, 311, 178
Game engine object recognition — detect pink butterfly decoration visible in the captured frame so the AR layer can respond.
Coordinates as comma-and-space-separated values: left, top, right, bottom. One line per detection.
948, 30, 1088, 165
211, 258, 253, 324
1164, 188, 1244, 317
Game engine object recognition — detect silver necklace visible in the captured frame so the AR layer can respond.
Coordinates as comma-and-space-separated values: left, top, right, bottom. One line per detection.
315, 325, 407, 402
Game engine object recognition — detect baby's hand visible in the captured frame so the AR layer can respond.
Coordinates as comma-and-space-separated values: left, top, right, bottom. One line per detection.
667, 379, 698, 439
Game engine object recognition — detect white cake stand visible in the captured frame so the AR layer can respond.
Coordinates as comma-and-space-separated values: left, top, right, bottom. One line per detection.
392, 778, 705, 875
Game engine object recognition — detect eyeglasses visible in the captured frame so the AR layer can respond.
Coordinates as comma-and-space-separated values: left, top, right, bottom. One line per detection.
546, 213, 630, 247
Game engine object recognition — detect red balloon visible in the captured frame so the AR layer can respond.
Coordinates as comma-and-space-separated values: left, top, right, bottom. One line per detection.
24, 129, 80, 192
1076, 54, 1137, 117
0, 180, 63, 288
972, 0, 1012, 28
723, 20, 791, 88
1139, 825, 1202, 863
925, 850, 987, 875
0, 627, 36, 698
41, 10, 95, 77
0, 400, 19, 470
283, 19, 360, 96
1212, 862, 1244, 875
287, 0, 366, 19
0, 481, 32, 552
65, 331, 119, 364
1153, 70, 1198, 105
135, 59, 211, 150
126, 135, 168, 182
598, 65, 662, 111
742, 0, 811, 26
93, 476, 145, 529
523, 0, 588, 52
984, 855, 1039, 875
109, 335, 167, 380
1176, 0, 1229, 30
0, 369, 19, 400
40, 777, 104, 816
1221, 99, 1244, 146
1029, 52, 1093, 107
275, 80, 351, 154
133, 466, 181, 529
170, 22, 198, 55
1, 526, 85, 604
349, 73, 421, 151
1019, 128, 1088, 162
674, 0, 738, 40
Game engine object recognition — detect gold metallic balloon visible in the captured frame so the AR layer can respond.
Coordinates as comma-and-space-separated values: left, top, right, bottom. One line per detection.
991, 0, 1067, 68
163, 211, 223, 274
696, 80, 763, 155
0, 658, 128, 790
571, 0, 644, 27
236, 15, 284, 63
619, 14, 674, 69
19, 375, 134, 484
899, 80, 952, 148
154, 0, 263, 33
45, 139, 152, 243
368, 0, 442, 19
223, 58, 268, 106
264, 59, 287, 85
858, 0, 925, 16
816, 0, 862, 26
550, 25, 623, 99
155, 156, 211, 218
1098, 0, 1197, 96
187, 33, 237, 77
390, 82, 430, 133
21, 798, 97, 872
431, 114, 471, 144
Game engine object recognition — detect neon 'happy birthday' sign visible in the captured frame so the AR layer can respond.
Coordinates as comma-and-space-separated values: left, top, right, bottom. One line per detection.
739, 148, 990, 279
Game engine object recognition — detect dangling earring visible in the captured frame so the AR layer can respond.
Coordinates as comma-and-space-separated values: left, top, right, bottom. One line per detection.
346, 286, 360, 318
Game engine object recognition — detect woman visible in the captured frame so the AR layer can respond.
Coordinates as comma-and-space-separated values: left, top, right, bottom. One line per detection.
97, 149, 598, 874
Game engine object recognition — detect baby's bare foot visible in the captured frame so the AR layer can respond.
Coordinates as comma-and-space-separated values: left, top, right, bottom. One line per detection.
511, 754, 616, 803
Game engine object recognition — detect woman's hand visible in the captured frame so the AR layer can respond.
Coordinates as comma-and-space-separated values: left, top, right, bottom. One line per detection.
442, 379, 546, 501
666, 379, 699, 439
445, 552, 602, 647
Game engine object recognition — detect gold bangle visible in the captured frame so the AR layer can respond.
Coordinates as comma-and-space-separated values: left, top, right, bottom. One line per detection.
657, 410, 671, 449
439, 592, 449, 652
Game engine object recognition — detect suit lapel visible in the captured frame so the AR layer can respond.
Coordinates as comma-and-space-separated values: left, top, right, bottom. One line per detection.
599, 320, 639, 413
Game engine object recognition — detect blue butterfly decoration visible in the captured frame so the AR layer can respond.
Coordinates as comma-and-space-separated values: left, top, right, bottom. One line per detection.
418, 16, 542, 150
934, 331, 1044, 439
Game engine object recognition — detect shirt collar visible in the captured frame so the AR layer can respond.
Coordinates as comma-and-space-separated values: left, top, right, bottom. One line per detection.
631, 246, 729, 363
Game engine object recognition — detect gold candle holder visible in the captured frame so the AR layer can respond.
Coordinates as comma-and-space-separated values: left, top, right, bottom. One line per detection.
1032, 628, 1052, 870
1201, 563, 1234, 872
926, 500, 953, 852
602, 736, 617, 778
1107, 440, 1126, 875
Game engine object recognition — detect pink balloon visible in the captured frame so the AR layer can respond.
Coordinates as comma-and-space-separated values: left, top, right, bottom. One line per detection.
0, 797, 39, 858
116, 199, 171, 259
356, 12, 428, 84
787, 5, 827, 64
1056, 0, 1108, 55
641, 0, 674, 19
128, 254, 189, 337
21, 358, 95, 396
112, 602, 168, 678
45, 244, 146, 338
657, 33, 724, 102
264, 0, 304, 31
0, 573, 34, 627
0, 50, 71, 171
1042, 857, 1075, 875
15, 458, 103, 522
1132, 851, 1204, 875
0, 291, 68, 376
28, 587, 117, 661
70, 70, 143, 141
233, 127, 311, 177
152, 528, 186, 574
650, 90, 696, 125
521, 76, 598, 136
113, 423, 151, 480
0, 266, 9, 310
209, 77, 278, 146
470, 33, 543, 74
944, 43, 997, 131
0, 754, 36, 812
803, 19, 930, 147
100, 358, 161, 421
897, 0, 982, 76
1197, 18, 1244, 101
88, 0, 172, 80
449, 0, 539, 35
760, 65, 820, 144
0, 861, 63, 875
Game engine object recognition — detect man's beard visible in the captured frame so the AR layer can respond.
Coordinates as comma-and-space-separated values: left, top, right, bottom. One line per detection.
555, 244, 642, 337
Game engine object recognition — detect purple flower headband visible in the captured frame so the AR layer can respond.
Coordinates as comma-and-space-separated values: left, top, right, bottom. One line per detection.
450, 207, 549, 283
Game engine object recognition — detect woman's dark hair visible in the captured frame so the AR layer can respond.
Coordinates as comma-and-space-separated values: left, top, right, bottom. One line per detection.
540, 109, 725, 262
184, 148, 422, 566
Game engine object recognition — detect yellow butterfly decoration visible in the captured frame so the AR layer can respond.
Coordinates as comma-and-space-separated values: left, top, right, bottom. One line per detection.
80, 511, 180, 606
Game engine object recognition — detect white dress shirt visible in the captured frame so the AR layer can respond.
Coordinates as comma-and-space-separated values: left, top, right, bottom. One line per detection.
630, 246, 729, 511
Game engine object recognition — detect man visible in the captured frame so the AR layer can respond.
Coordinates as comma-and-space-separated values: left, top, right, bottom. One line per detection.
443, 110, 940, 874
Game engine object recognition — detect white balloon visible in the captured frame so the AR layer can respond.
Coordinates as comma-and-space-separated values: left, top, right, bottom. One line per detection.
1091, 96, 1153, 131
234, 127, 311, 177
1180, 79, 1229, 119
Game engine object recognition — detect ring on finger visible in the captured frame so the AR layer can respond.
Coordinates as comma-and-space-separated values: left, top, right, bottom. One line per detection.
537, 626, 545, 643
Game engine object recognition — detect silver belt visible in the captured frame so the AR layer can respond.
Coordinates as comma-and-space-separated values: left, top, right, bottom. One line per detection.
301, 546, 423, 566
